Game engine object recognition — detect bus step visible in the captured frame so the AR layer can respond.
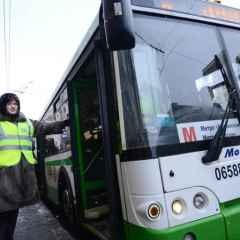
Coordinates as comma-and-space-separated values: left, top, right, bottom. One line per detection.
84, 205, 110, 220
82, 219, 111, 240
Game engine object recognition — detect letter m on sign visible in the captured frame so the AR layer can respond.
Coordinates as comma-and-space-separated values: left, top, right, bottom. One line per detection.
182, 127, 197, 142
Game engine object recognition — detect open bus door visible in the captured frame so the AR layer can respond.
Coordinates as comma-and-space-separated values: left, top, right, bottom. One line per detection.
68, 79, 109, 214
65, 34, 127, 238
66, 48, 122, 238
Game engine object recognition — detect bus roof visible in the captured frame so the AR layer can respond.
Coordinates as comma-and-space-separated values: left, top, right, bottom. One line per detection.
132, 0, 240, 26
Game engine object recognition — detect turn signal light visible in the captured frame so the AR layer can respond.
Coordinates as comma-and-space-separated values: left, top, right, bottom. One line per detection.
147, 203, 161, 220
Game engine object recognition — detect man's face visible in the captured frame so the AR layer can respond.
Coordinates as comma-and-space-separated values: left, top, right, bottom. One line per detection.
6, 100, 18, 115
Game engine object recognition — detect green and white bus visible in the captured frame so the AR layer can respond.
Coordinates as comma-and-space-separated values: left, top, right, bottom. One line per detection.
37, 0, 240, 239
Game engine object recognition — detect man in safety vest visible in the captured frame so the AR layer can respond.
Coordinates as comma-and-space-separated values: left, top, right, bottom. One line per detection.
0, 93, 68, 240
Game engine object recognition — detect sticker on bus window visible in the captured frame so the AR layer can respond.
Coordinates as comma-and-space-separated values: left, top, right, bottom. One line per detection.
176, 119, 240, 143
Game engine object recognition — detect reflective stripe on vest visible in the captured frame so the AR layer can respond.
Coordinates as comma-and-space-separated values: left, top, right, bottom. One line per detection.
0, 135, 32, 141
0, 120, 36, 167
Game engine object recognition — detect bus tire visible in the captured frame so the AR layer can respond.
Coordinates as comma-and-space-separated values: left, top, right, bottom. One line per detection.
59, 175, 76, 228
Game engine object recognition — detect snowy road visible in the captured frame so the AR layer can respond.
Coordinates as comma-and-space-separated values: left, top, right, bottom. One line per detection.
15, 203, 76, 240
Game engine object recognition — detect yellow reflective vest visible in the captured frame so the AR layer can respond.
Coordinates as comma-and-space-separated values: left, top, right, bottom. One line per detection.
0, 120, 36, 167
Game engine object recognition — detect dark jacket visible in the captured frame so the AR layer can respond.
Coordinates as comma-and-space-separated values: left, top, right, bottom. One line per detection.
0, 112, 67, 212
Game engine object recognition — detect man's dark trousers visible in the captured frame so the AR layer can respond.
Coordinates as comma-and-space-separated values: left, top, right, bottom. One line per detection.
0, 209, 19, 240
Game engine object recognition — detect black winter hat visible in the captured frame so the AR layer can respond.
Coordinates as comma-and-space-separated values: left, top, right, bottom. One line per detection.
0, 93, 20, 116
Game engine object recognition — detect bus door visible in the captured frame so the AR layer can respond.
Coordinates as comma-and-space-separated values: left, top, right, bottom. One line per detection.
68, 77, 109, 222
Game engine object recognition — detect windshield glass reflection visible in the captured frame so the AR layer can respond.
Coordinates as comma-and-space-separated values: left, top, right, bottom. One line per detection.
118, 14, 240, 149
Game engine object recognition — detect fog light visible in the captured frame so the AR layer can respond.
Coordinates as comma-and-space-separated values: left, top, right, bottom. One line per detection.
193, 193, 208, 209
184, 232, 196, 240
172, 199, 185, 215
147, 203, 161, 219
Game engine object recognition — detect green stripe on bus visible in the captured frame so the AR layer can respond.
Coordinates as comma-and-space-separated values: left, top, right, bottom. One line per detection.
124, 214, 225, 240
46, 158, 72, 166
221, 198, 240, 239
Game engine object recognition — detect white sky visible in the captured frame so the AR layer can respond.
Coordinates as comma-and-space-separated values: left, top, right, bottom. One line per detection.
0, 0, 239, 119
0, 0, 100, 119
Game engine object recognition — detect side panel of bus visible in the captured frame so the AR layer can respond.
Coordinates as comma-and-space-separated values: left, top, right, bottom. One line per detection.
39, 52, 111, 230
41, 90, 75, 207
37, 27, 125, 239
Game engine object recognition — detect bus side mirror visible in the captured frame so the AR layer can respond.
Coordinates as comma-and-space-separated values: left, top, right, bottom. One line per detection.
102, 0, 135, 50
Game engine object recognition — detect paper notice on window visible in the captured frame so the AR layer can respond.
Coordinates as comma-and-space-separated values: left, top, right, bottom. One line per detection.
177, 119, 240, 143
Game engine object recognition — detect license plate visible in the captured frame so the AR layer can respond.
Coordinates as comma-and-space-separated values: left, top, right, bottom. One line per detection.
215, 163, 240, 181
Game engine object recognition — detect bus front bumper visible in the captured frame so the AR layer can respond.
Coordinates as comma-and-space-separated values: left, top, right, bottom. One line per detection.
124, 214, 226, 240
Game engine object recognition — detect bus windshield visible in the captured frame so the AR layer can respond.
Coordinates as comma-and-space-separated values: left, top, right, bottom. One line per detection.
117, 13, 240, 149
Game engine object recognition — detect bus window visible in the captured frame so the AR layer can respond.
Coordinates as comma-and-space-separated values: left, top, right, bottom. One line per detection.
43, 97, 71, 157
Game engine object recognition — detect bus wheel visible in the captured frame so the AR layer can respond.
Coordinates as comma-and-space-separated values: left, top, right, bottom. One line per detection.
59, 182, 75, 228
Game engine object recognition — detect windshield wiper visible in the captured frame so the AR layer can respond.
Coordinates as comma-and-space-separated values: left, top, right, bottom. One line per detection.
202, 55, 235, 164
202, 96, 233, 164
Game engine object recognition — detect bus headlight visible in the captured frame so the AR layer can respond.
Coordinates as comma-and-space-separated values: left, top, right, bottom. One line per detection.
193, 193, 208, 209
172, 199, 185, 215
147, 202, 162, 220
